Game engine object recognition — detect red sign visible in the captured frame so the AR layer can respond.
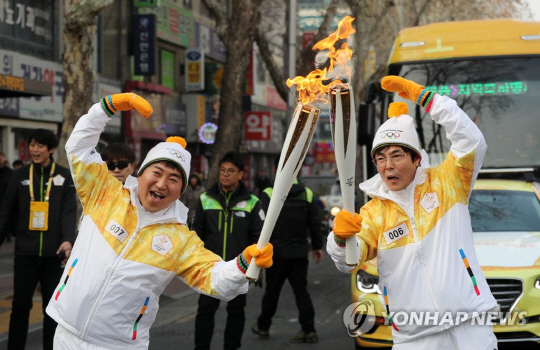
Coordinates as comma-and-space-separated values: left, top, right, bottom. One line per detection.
313, 141, 335, 163
245, 111, 272, 141
267, 86, 287, 111
302, 32, 316, 49
18, 139, 28, 161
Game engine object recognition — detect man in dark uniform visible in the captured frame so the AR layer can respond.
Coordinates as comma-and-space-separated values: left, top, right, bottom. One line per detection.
251, 157, 324, 343
193, 151, 264, 350
0, 129, 77, 350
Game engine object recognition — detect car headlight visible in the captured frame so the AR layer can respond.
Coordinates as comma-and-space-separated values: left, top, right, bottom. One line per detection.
330, 206, 341, 216
356, 270, 381, 294
535, 277, 540, 290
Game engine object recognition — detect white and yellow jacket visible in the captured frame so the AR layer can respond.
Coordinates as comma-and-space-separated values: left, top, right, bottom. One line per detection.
46, 103, 249, 349
328, 95, 497, 343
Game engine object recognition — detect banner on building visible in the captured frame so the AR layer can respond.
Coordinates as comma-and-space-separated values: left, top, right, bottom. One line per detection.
0, 49, 63, 122
245, 111, 272, 141
133, 14, 156, 76
185, 48, 204, 91
0, 0, 55, 60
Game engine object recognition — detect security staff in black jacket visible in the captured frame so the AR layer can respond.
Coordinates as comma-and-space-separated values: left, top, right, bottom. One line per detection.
193, 151, 264, 350
0, 129, 77, 350
251, 173, 324, 344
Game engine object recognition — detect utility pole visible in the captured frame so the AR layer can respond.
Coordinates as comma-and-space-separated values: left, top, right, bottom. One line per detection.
287, 0, 297, 109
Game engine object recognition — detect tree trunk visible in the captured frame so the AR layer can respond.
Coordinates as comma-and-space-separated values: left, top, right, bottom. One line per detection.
204, 0, 262, 186
56, 0, 114, 167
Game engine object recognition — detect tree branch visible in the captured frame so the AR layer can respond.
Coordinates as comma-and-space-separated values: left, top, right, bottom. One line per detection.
200, 0, 229, 42
255, 26, 289, 102
296, 0, 340, 76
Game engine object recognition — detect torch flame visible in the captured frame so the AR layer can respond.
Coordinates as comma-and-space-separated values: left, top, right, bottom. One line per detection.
286, 69, 330, 106
287, 16, 356, 106
312, 16, 355, 73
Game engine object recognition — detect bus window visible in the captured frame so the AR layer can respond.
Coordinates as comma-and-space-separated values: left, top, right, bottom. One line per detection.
385, 57, 540, 168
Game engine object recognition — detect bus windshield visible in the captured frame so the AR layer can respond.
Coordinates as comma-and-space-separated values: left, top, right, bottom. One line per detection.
387, 57, 540, 168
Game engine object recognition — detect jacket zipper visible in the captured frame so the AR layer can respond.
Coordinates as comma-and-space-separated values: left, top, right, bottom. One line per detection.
39, 166, 43, 256
406, 189, 440, 310
81, 210, 144, 339
222, 191, 232, 260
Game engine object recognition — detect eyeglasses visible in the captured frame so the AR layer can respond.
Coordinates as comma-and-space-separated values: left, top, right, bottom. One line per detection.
107, 161, 131, 171
219, 168, 238, 176
372, 153, 408, 167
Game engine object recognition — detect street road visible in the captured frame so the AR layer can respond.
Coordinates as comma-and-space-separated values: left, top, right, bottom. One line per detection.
149, 248, 355, 350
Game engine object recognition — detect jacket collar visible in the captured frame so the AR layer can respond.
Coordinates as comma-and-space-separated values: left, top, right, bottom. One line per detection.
360, 149, 430, 201
208, 180, 251, 203
124, 175, 189, 225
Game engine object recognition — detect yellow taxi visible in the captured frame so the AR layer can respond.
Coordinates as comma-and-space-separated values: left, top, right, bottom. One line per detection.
351, 178, 540, 348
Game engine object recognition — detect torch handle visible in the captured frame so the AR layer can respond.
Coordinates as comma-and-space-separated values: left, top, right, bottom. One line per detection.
330, 87, 360, 266
245, 104, 319, 282
245, 192, 285, 281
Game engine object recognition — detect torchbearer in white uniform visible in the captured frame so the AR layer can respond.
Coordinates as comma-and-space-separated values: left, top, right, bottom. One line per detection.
327, 76, 498, 349
46, 93, 273, 350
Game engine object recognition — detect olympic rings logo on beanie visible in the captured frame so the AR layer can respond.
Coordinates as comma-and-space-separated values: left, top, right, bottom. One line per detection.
167, 148, 185, 162
380, 131, 401, 140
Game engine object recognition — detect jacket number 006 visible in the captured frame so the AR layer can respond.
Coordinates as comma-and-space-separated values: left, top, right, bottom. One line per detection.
388, 227, 404, 239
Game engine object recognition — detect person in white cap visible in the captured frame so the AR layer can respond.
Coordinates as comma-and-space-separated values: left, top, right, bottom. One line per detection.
328, 76, 497, 349
45, 93, 273, 350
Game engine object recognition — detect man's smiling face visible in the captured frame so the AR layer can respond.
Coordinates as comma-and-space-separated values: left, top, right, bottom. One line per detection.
374, 146, 420, 191
137, 162, 183, 212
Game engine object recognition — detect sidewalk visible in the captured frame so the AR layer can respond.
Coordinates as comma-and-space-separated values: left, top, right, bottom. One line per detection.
0, 238, 196, 350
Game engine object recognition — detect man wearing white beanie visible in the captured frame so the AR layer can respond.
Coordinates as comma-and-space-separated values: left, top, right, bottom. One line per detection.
328, 76, 498, 349
45, 93, 273, 350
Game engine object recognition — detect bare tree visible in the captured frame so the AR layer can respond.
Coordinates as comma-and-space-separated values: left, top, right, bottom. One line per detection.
56, 0, 114, 167
201, 0, 263, 185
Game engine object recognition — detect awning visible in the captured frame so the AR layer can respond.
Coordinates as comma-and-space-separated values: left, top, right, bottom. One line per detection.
0, 73, 52, 98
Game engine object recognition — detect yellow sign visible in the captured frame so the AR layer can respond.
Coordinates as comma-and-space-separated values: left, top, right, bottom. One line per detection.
0, 75, 24, 92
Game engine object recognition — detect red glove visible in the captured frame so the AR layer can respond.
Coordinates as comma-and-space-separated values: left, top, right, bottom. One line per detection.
243, 243, 273, 268
100, 93, 153, 118
381, 75, 425, 105
333, 210, 362, 240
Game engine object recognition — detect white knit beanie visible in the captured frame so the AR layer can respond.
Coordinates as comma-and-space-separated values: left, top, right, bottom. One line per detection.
371, 102, 421, 160
137, 136, 191, 193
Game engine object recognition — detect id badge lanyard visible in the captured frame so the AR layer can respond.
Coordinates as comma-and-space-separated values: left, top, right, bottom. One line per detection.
28, 162, 55, 232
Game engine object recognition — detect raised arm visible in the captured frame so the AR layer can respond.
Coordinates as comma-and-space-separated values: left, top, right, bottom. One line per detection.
65, 94, 152, 211
381, 75, 486, 192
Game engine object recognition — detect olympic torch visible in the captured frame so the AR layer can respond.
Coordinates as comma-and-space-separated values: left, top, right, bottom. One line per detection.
246, 103, 319, 281
330, 84, 360, 266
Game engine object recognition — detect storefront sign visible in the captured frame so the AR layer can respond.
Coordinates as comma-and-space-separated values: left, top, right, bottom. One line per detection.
133, 14, 156, 76
198, 122, 217, 144
194, 22, 226, 62
245, 111, 271, 141
138, 0, 194, 48
163, 101, 187, 136
0, 0, 55, 59
0, 49, 63, 121
161, 50, 175, 89
313, 141, 335, 163
186, 48, 204, 91
266, 86, 287, 111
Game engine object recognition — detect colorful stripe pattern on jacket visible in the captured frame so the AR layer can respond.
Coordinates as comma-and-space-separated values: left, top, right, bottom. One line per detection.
132, 297, 150, 340
460, 248, 480, 296
55, 258, 78, 300
383, 287, 399, 331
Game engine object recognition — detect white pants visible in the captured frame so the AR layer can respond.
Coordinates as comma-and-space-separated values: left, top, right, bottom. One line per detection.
53, 325, 113, 350
393, 322, 497, 350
